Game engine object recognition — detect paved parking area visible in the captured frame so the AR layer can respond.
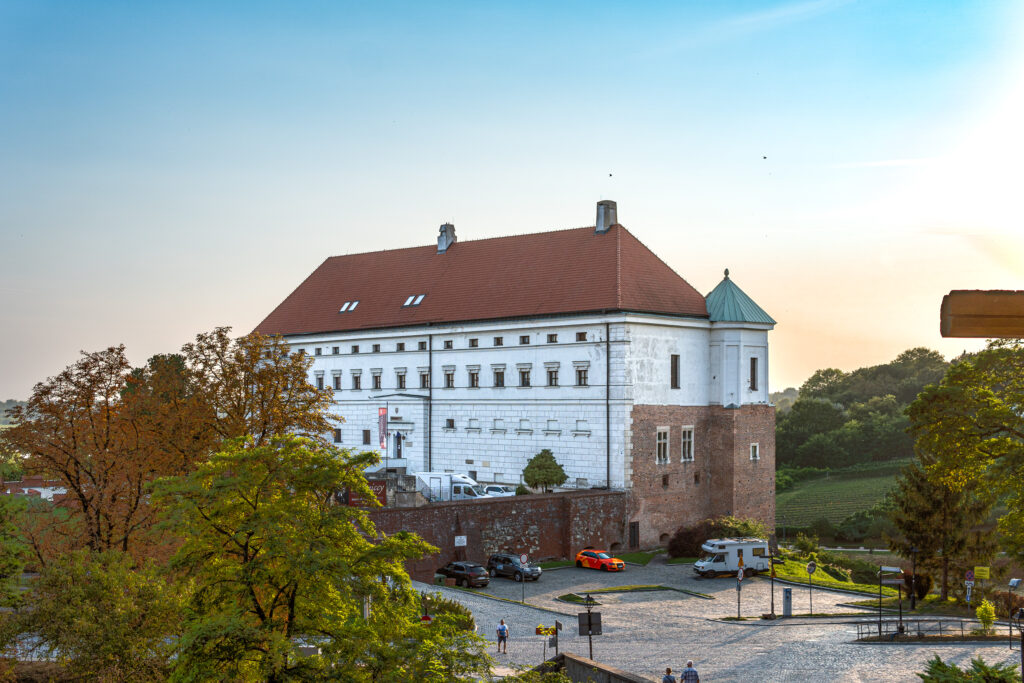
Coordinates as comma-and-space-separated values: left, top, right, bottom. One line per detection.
416, 556, 1023, 681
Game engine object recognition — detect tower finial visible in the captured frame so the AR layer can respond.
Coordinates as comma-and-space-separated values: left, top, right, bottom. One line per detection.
724, 268, 730, 279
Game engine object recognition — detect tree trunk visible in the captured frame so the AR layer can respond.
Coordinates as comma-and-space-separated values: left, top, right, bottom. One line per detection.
941, 554, 949, 601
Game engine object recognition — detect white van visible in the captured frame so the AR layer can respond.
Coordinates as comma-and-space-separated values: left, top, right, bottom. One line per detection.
693, 538, 771, 577
413, 472, 491, 502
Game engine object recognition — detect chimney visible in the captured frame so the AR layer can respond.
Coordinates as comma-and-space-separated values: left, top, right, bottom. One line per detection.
437, 223, 456, 253
595, 200, 617, 234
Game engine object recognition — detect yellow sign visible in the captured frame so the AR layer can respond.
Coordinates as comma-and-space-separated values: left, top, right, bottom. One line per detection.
974, 566, 990, 580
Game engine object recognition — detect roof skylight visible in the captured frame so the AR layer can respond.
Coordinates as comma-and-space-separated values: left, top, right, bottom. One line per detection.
338, 300, 359, 313
403, 294, 426, 307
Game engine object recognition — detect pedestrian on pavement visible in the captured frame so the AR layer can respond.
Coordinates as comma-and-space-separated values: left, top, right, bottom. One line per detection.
662, 667, 677, 683
680, 660, 699, 683
496, 619, 508, 653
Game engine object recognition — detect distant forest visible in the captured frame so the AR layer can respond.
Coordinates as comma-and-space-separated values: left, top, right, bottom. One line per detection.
1, 400, 26, 426
775, 348, 949, 469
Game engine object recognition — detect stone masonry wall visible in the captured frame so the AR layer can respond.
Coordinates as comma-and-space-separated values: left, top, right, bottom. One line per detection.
370, 490, 629, 582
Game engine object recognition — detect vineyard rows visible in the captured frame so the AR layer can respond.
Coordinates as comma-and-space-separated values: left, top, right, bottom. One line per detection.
776, 473, 898, 526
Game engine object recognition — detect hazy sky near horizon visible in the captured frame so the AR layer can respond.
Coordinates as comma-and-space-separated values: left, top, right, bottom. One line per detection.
2, 0, 1022, 399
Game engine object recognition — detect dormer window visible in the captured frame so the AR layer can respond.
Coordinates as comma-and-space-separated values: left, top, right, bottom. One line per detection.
338, 300, 359, 313
403, 294, 426, 307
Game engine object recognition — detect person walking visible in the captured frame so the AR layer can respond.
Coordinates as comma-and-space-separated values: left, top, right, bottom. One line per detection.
496, 619, 509, 653
662, 667, 677, 683
680, 660, 700, 683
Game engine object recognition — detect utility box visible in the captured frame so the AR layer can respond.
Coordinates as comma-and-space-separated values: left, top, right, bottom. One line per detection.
783, 588, 793, 617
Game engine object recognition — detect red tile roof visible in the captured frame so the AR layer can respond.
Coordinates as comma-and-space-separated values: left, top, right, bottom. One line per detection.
255, 225, 708, 336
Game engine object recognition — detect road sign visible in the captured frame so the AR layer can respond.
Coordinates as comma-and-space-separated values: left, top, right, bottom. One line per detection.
966, 585, 973, 603
966, 569, 975, 581
965, 580, 975, 588
737, 570, 743, 583
974, 566, 990, 580
807, 561, 817, 575
880, 566, 902, 574
578, 612, 602, 636
454, 535, 467, 547
555, 620, 563, 632
881, 578, 905, 586
520, 554, 529, 565
420, 614, 432, 623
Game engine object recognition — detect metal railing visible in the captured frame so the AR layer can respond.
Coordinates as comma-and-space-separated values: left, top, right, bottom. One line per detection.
855, 619, 990, 640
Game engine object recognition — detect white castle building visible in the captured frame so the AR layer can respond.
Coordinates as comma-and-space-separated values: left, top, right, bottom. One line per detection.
256, 201, 777, 543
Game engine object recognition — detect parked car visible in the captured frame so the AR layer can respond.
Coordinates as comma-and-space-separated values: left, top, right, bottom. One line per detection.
487, 553, 543, 581
575, 548, 625, 572
483, 484, 517, 497
437, 561, 490, 588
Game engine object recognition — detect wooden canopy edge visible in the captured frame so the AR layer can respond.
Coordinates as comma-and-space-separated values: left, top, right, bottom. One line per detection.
941, 290, 1024, 338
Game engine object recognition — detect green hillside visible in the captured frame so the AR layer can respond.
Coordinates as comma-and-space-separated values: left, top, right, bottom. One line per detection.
776, 462, 905, 527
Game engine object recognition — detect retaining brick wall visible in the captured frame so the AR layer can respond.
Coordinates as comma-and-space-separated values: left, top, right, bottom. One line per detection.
370, 490, 630, 582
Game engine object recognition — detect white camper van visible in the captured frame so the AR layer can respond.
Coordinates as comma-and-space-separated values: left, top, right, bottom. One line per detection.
693, 538, 771, 577
413, 472, 491, 502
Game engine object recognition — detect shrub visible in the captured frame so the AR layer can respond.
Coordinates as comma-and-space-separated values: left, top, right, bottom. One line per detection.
904, 572, 933, 601
712, 515, 769, 540
793, 533, 820, 556
421, 593, 476, 631
515, 484, 531, 496
808, 517, 836, 540
667, 519, 715, 558
775, 469, 795, 492
918, 655, 1019, 682
977, 599, 996, 634
821, 564, 850, 582
992, 589, 1024, 618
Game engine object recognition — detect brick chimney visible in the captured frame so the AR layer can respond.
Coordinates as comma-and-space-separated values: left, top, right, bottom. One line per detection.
595, 200, 617, 234
437, 223, 456, 253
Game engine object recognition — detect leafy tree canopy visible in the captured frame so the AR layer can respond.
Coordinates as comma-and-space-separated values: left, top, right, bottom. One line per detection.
153, 435, 490, 682
522, 449, 568, 492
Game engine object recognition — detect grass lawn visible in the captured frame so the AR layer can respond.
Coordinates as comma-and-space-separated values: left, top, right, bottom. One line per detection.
617, 549, 663, 565
847, 594, 979, 618
776, 461, 907, 527
558, 584, 713, 604
773, 559, 899, 597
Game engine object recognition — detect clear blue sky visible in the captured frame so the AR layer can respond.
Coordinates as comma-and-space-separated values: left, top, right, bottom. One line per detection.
2, 0, 1021, 398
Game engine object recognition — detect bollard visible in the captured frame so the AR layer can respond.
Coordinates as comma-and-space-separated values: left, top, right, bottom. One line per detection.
783, 588, 793, 617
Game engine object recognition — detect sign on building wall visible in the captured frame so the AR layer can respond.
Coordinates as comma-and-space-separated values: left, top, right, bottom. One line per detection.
347, 479, 387, 507
378, 407, 387, 449
454, 535, 467, 547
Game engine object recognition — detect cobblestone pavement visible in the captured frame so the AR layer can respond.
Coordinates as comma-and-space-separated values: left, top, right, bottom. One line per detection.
416, 556, 1022, 682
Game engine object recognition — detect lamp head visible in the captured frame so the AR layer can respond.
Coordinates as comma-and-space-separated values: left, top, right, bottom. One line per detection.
1010, 578, 1022, 590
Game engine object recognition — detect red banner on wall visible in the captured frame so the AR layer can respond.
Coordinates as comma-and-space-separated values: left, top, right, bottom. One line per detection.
348, 479, 387, 507
378, 407, 387, 449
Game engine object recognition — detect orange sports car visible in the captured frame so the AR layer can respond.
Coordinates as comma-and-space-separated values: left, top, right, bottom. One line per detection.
575, 548, 625, 571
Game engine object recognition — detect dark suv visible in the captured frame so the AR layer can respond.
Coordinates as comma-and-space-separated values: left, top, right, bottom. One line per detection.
487, 553, 543, 582
437, 561, 490, 588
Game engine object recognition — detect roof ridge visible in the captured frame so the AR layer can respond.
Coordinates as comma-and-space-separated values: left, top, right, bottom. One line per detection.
323, 225, 597, 261
615, 226, 623, 307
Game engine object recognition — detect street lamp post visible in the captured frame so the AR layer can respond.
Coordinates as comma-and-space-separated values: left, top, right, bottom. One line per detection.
1013, 608, 1024, 680
1009, 579, 1021, 648
878, 566, 903, 637
583, 593, 597, 661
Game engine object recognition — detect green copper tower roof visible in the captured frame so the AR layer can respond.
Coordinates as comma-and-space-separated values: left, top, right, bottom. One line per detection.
705, 269, 776, 324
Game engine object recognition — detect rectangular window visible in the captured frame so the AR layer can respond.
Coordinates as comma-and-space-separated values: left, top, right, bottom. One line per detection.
547, 369, 558, 386
671, 354, 680, 389
352, 375, 361, 390
418, 341, 427, 351
519, 335, 530, 345
656, 428, 670, 464
315, 376, 324, 390
397, 373, 406, 389
333, 375, 341, 391
576, 368, 588, 386
444, 340, 453, 350
372, 374, 381, 390
469, 371, 479, 388
494, 370, 505, 387
351, 345, 359, 354
444, 371, 454, 388
576, 331, 587, 342
332, 346, 339, 355
493, 336, 503, 346
750, 357, 758, 391
373, 344, 381, 353
362, 430, 371, 445
519, 369, 531, 387
445, 418, 455, 429
681, 427, 694, 462
396, 342, 405, 351
750, 443, 760, 460
469, 338, 478, 348
420, 372, 429, 389
315, 347, 322, 356
547, 333, 557, 343
333, 428, 342, 444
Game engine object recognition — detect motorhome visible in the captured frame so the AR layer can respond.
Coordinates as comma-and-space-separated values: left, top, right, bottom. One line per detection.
693, 538, 771, 577
412, 472, 491, 502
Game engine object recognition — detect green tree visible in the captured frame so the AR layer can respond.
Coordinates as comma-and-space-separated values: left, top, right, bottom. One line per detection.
0, 550, 183, 682
776, 398, 846, 466
888, 459, 995, 600
153, 435, 490, 681
907, 340, 1024, 559
0, 496, 28, 606
522, 449, 568, 492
